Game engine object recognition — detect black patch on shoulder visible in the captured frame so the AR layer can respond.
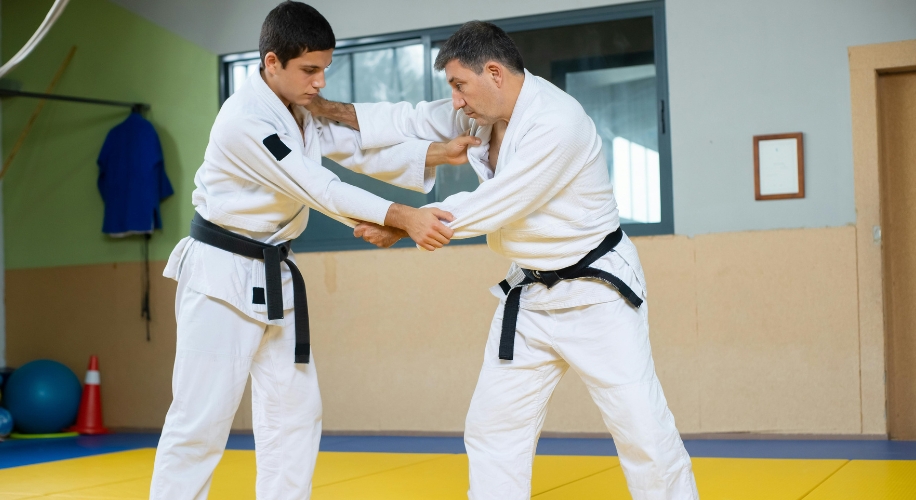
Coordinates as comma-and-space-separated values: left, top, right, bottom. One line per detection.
252, 287, 266, 305
263, 134, 291, 161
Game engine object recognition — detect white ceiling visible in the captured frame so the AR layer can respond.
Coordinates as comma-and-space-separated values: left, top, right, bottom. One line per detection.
108, 0, 631, 55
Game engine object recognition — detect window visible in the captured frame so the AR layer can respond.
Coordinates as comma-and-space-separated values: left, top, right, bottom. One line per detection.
496, 10, 672, 235
221, 42, 445, 252
613, 136, 661, 223
218, 1, 671, 251
224, 55, 259, 98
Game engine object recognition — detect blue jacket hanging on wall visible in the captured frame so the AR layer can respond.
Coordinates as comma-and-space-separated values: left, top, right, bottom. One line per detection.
97, 111, 173, 236
97, 110, 172, 341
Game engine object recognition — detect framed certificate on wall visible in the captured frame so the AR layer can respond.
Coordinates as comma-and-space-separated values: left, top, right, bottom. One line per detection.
754, 132, 805, 200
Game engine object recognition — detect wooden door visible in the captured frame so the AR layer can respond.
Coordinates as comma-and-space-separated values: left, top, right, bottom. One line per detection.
879, 69, 916, 439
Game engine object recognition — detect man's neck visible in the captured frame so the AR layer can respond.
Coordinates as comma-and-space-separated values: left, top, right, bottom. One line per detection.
260, 70, 292, 108
498, 71, 526, 123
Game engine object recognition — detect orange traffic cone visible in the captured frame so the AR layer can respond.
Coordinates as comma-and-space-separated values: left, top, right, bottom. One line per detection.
70, 355, 109, 434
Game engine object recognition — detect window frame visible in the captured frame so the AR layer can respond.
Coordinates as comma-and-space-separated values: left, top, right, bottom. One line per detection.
217, 0, 673, 251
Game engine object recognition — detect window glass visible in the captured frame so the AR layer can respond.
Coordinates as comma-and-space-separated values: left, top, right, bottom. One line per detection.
218, 5, 671, 250
297, 42, 428, 251
567, 64, 660, 222
322, 54, 352, 103
509, 17, 661, 225
354, 44, 425, 104
229, 60, 259, 96
431, 46, 451, 101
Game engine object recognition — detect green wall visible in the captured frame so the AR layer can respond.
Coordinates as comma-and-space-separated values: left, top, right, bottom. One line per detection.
2, 0, 217, 269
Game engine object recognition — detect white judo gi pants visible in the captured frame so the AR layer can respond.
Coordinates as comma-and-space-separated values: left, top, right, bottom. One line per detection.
465, 298, 698, 500
150, 276, 322, 500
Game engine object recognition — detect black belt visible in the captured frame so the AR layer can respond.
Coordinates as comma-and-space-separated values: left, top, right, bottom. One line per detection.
497, 227, 643, 360
189, 213, 311, 364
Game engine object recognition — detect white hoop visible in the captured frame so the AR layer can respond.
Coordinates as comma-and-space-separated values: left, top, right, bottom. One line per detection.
0, 0, 71, 80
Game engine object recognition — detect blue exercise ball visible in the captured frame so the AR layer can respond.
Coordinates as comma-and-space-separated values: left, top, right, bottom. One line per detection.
0, 407, 12, 437
4, 360, 81, 434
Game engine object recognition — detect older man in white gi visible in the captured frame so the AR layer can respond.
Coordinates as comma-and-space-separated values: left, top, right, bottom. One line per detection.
149, 3, 477, 499
309, 20, 699, 500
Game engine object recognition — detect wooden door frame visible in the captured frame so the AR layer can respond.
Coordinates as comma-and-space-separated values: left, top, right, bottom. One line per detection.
849, 39, 916, 436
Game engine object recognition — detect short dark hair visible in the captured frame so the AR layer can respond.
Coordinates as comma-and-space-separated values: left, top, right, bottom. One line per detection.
259, 1, 335, 69
434, 21, 524, 74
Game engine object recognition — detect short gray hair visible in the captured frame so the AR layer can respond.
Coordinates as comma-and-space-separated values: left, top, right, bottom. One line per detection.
434, 21, 524, 74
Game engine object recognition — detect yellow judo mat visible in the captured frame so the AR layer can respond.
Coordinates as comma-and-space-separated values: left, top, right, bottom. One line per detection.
0, 448, 914, 499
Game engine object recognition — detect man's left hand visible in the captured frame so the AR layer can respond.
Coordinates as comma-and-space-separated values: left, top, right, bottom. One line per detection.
354, 222, 407, 248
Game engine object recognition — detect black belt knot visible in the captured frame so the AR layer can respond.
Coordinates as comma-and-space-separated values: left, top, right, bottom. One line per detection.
189, 213, 311, 364
496, 227, 643, 361
525, 269, 562, 288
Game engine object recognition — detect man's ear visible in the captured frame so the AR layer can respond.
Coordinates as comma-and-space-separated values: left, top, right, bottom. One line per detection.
264, 52, 279, 75
487, 62, 503, 87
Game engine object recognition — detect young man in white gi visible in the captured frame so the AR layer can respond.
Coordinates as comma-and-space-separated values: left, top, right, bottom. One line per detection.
308, 21, 699, 500
149, 3, 476, 499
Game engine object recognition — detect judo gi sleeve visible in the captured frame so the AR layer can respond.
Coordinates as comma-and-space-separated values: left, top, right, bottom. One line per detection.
153, 133, 174, 200
428, 117, 594, 239
352, 99, 472, 149
317, 118, 436, 194
216, 118, 393, 228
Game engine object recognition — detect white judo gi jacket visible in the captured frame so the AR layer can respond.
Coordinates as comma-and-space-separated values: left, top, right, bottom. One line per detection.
353, 70, 646, 310
163, 71, 434, 322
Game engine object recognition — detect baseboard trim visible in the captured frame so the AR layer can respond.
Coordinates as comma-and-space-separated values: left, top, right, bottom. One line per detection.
678, 432, 889, 441
108, 427, 162, 434
110, 427, 890, 441
321, 430, 890, 441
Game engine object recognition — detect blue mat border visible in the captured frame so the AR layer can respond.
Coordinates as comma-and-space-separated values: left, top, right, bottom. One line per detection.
2, 433, 915, 470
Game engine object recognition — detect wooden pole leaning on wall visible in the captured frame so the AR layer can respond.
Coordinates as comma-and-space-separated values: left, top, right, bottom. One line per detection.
0, 45, 77, 181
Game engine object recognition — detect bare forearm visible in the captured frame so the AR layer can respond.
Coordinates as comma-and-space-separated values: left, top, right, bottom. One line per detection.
384, 203, 412, 230
425, 135, 481, 167
311, 96, 359, 130
425, 143, 448, 167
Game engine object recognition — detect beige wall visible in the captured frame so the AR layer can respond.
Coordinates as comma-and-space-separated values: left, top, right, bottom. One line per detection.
6, 225, 877, 436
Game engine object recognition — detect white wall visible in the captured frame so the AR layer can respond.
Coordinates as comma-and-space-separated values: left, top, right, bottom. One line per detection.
667, 0, 916, 235
108, 0, 916, 238
108, 0, 632, 54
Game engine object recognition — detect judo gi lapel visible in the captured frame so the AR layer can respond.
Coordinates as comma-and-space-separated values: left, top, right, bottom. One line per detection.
466, 71, 539, 181
249, 72, 306, 151
465, 125, 493, 181
494, 70, 539, 176
246, 72, 317, 244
